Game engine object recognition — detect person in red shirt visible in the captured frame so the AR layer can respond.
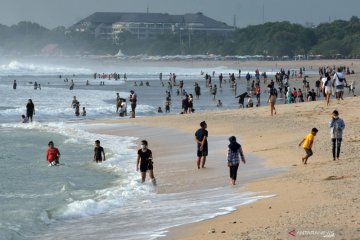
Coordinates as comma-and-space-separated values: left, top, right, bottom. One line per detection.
46, 141, 61, 166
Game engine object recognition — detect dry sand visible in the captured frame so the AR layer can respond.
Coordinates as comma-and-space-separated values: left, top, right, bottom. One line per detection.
90, 60, 360, 239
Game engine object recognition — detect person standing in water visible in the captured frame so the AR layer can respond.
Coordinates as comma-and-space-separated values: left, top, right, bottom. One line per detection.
136, 140, 156, 185
26, 99, 35, 122
329, 110, 345, 161
13, 80, 17, 90
195, 121, 208, 169
81, 107, 86, 116
93, 140, 105, 163
129, 90, 137, 118
46, 141, 61, 166
69, 80, 75, 90
227, 136, 246, 185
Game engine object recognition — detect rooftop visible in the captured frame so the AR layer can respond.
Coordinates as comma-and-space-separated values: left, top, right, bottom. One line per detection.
75, 12, 233, 29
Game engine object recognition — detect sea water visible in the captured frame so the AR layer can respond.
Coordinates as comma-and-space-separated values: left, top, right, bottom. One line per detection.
0, 60, 282, 240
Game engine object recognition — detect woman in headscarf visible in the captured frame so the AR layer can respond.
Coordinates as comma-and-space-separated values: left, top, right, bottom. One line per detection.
227, 136, 246, 185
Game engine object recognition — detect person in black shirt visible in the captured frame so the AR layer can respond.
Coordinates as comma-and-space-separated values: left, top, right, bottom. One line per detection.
93, 140, 105, 163
136, 140, 156, 185
195, 121, 208, 169
26, 99, 35, 122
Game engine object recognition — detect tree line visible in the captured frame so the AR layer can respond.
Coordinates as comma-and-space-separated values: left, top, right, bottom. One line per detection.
0, 16, 360, 58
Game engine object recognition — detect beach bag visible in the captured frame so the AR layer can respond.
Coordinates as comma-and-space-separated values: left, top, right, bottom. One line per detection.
336, 73, 345, 82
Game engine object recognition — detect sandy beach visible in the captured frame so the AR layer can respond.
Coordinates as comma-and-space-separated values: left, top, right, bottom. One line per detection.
91, 75, 360, 239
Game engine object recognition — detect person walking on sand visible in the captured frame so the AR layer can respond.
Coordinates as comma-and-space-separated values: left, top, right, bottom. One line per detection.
329, 110, 345, 161
298, 128, 318, 165
268, 84, 277, 116
227, 136, 246, 185
46, 141, 61, 166
195, 121, 208, 169
333, 67, 347, 102
136, 140, 156, 185
321, 72, 333, 106
93, 140, 105, 163
26, 99, 35, 122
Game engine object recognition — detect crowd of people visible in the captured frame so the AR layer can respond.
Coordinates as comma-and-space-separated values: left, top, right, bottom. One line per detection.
13, 64, 354, 187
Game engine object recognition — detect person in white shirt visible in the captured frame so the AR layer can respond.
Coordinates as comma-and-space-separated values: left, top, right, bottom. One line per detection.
321, 73, 333, 106
332, 67, 347, 102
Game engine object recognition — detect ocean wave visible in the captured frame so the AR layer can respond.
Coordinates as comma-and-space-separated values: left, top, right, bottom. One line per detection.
0, 61, 92, 76
0, 121, 148, 222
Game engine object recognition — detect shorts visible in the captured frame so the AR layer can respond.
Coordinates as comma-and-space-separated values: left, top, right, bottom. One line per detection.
269, 95, 277, 104
304, 148, 313, 157
197, 145, 208, 157
336, 85, 344, 93
140, 160, 153, 172
324, 87, 332, 95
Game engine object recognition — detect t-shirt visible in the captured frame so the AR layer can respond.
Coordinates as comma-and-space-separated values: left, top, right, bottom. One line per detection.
138, 149, 152, 163
94, 146, 104, 160
47, 148, 60, 162
333, 72, 345, 86
195, 128, 208, 147
321, 77, 332, 88
303, 133, 314, 149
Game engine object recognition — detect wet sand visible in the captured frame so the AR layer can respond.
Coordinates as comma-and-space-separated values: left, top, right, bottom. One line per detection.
88, 124, 282, 194
88, 59, 360, 239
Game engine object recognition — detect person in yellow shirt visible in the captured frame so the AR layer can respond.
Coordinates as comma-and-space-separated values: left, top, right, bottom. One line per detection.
298, 128, 319, 165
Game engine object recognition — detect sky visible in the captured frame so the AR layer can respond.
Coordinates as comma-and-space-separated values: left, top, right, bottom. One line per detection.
0, 0, 359, 29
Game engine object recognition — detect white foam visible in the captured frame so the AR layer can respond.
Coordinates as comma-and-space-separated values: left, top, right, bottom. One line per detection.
0, 61, 92, 76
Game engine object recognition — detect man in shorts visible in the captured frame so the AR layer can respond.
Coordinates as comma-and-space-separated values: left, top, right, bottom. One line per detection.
195, 121, 208, 169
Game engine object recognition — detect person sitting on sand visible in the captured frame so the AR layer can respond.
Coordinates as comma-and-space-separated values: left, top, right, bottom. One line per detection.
46, 141, 61, 166
227, 136, 246, 185
136, 140, 156, 185
298, 128, 318, 165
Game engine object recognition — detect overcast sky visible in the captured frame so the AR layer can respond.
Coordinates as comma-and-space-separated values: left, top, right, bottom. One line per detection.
0, 0, 359, 29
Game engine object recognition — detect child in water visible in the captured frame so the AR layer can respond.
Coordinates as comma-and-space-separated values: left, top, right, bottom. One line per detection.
46, 141, 61, 166
93, 140, 106, 163
81, 107, 86, 116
